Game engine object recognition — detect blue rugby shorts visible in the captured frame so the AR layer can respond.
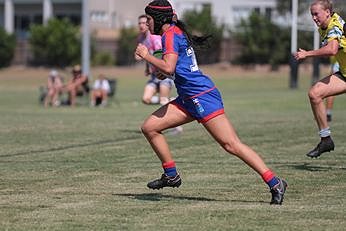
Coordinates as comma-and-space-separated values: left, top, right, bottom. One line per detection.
171, 87, 225, 123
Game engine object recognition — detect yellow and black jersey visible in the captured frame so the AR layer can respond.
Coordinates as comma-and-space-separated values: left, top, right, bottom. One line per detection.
319, 12, 346, 77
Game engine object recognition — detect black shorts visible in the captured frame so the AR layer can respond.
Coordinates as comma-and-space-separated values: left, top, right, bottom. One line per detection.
333, 71, 346, 82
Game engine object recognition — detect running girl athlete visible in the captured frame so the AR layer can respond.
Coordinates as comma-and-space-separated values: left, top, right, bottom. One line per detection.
294, 0, 346, 158
135, 0, 287, 205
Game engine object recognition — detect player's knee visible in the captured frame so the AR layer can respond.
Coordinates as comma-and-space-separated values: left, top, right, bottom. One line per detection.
308, 88, 322, 104
141, 116, 165, 137
48, 90, 55, 97
221, 140, 241, 156
141, 122, 157, 137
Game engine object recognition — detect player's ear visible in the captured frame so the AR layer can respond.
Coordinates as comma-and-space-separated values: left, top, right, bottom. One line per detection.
326, 9, 331, 17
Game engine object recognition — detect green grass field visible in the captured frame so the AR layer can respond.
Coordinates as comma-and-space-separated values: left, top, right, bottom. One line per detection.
0, 65, 345, 230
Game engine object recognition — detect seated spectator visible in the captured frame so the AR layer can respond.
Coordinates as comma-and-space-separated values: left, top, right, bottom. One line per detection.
44, 69, 63, 107
65, 65, 88, 107
90, 74, 111, 107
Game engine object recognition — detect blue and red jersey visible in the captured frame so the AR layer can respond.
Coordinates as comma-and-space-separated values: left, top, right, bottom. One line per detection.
161, 25, 215, 97
162, 24, 224, 123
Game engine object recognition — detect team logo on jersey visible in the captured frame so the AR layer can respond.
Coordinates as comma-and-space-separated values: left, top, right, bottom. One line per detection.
186, 47, 199, 72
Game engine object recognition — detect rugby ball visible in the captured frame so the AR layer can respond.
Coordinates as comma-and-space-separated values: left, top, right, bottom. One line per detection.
152, 49, 175, 80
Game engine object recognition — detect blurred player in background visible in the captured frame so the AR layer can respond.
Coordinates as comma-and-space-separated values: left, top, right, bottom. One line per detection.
294, 0, 346, 158
135, 14, 174, 106
135, 14, 183, 134
135, 0, 287, 205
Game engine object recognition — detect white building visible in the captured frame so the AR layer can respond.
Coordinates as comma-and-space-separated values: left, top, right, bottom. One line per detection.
0, 0, 148, 38
0, 0, 292, 36
171, 0, 278, 29
0, 0, 148, 64
0, 0, 309, 64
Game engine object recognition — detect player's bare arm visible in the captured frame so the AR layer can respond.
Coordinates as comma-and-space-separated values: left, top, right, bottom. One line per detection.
294, 39, 339, 60
135, 43, 177, 75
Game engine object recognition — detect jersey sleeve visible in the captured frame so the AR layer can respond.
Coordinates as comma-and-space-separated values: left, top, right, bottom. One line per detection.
326, 13, 345, 43
327, 26, 343, 42
162, 27, 179, 55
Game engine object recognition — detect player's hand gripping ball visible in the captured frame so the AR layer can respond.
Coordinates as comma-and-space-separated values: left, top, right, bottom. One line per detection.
135, 43, 149, 59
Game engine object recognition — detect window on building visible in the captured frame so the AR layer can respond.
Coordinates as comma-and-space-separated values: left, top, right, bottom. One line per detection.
69, 15, 80, 25
232, 6, 253, 22
265, 7, 272, 20
54, 2, 82, 26
90, 11, 109, 23
253, 8, 260, 14
14, 15, 31, 38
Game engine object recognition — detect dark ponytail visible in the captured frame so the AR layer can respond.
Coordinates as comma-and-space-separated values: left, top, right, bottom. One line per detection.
175, 19, 212, 49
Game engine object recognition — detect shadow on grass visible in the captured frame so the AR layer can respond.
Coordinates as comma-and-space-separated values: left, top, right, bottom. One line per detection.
118, 129, 142, 134
114, 193, 217, 202
0, 135, 141, 158
286, 163, 346, 172
114, 193, 268, 204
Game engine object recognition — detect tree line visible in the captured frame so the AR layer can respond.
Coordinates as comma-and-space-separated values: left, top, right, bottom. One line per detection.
1, 1, 344, 69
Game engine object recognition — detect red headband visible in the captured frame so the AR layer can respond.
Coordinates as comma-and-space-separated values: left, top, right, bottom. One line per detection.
148, 5, 172, 10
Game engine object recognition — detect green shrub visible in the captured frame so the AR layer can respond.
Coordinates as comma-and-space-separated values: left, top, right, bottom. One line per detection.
115, 27, 137, 66
234, 12, 291, 69
29, 18, 81, 67
0, 28, 16, 68
183, 5, 224, 64
92, 51, 115, 66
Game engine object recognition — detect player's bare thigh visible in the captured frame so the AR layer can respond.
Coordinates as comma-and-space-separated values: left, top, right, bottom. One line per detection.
202, 114, 240, 145
312, 74, 346, 98
142, 103, 193, 132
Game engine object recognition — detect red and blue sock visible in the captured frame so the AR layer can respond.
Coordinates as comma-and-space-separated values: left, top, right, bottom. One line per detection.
162, 161, 177, 177
262, 170, 279, 189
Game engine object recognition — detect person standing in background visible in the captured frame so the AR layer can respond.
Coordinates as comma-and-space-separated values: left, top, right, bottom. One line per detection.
135, 14, 174, 106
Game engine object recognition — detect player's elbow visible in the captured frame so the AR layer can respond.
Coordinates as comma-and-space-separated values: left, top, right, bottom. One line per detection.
327, 40, 339, 56
163, 65, 176, 75
166, 70, 175, 76
326, 46, 339, 56
330, 49, 338, 56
